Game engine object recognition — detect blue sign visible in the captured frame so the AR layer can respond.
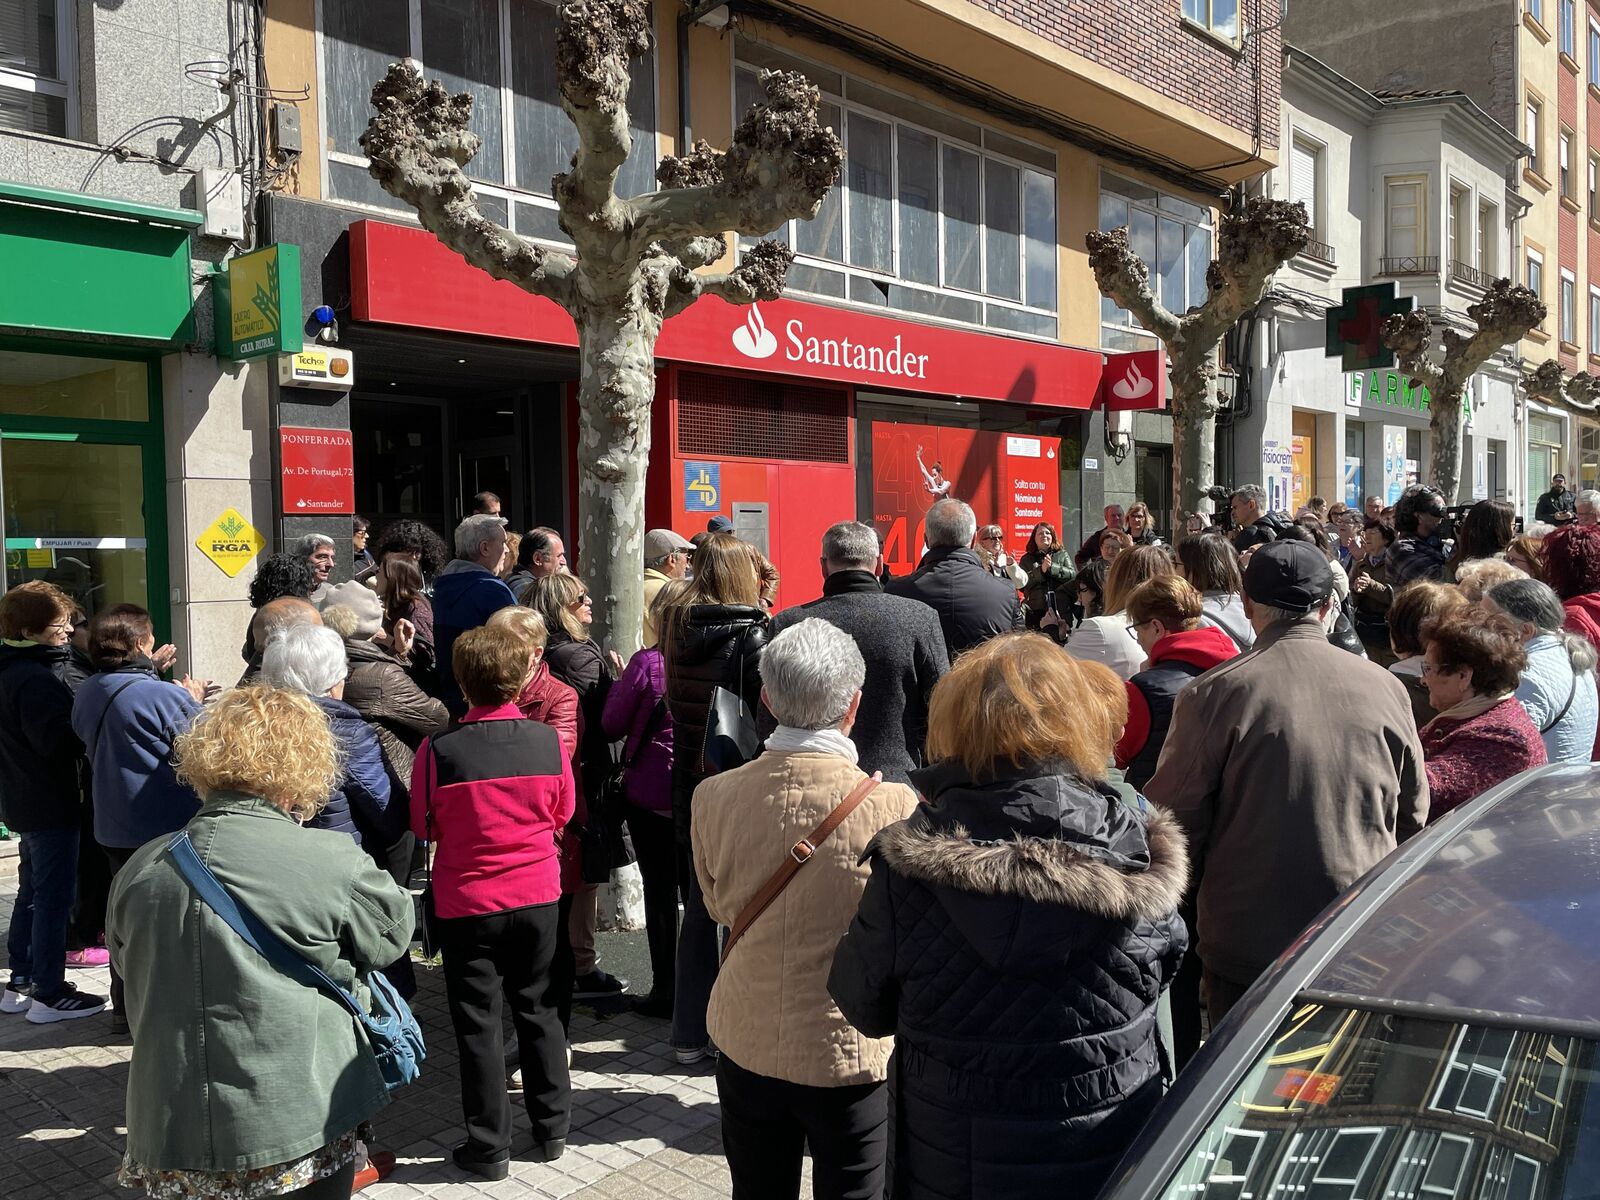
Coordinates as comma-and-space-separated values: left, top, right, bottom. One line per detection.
683, 460, 721, 512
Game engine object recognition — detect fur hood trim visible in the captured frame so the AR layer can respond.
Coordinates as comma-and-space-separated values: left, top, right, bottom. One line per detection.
874, 806, 1189, 923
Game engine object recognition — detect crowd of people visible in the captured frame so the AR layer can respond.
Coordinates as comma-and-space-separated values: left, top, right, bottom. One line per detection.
3, 476, 1598, 1200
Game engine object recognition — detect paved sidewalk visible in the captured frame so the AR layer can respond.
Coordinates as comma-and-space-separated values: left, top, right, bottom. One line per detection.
0, 838, 751, 1198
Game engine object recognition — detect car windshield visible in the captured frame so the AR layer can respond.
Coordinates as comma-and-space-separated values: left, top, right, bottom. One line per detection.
1159, 1003, 1600, 1200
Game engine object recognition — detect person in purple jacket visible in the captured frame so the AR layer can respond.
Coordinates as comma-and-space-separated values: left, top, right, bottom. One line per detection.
601, 581, 681, 1021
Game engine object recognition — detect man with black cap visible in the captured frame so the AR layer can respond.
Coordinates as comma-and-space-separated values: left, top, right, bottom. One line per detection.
1144, 539, 1428, 1026
1536, 473, 1577, 526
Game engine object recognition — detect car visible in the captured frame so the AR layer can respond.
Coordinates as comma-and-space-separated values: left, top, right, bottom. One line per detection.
1101, 763, 1600, 1200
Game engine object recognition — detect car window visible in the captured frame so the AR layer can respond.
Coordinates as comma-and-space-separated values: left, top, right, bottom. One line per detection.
1159, 1003, 1598, 1200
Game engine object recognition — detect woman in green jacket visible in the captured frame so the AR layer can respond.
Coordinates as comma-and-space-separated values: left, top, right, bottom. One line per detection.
1019, 521, 1077, 631
107, 686, 415, 1200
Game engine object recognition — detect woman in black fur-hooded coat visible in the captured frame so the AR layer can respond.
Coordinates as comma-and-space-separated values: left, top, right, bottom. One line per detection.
829, 632, 1188, 1199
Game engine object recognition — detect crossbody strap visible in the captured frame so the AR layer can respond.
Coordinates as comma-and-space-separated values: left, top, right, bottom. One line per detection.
720, 772, 881, 966
90, 674, 144, 749
623, 697, 667, 770
166, 830, 366, 1022
1542, 670, 1581, 735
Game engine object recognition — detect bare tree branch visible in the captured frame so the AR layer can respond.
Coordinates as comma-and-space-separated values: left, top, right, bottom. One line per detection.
663, 239, 794, 317
552, 0, 648, 220
1084, 226, 1182, 343
1522, 359, 1600, 411
363, 63, 578, 307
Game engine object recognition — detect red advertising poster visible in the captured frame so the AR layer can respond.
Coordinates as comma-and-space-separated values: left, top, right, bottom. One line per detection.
280, 426, 355, 514
871, 421, 1060, 575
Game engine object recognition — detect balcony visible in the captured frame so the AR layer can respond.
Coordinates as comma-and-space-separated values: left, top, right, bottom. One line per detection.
1448, 259, 1488, 288
1299, 237, 1335, 266
1379, 255, 1440, 277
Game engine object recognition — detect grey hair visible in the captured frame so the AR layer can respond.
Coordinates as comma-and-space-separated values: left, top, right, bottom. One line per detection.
1487, 577, 1600, 672
261, 623, 347, 697
924, 498, 977, 550
821, 521, 880, 569
454, 513, 507, 559
1253, 601, 1324, 625
1579, 490, 1600, 510
1232, 484, 1266, 508
291, 533, 335, 557
760, 618, 865, 730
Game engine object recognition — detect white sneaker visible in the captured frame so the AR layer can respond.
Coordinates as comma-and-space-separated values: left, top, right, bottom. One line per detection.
1, 981, 31, 1014
674, 1045, 711, 1065
25, 986, 108, 1024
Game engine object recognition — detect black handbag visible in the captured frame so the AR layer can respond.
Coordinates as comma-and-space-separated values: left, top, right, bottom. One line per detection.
580, 702, 662, 885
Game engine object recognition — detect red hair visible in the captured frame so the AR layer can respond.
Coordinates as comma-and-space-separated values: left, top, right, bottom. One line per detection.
1542, 524, 1600, 599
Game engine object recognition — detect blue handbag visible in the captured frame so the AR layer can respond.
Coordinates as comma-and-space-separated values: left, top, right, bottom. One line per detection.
166, 830, 425, 1094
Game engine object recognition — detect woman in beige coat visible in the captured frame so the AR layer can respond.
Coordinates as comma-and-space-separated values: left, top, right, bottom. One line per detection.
692, 618, 919, 1200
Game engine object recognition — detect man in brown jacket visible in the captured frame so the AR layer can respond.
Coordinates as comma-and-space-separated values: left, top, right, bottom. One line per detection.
1145, 540, 1429, 1025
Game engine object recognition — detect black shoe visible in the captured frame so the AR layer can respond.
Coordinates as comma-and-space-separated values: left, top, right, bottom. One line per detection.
529, 1138, 566, 1164
572, 969, 627, 1000
110, 1014, 130, 1037
631, 992, 672, 1019
452, 1144, 510, 1181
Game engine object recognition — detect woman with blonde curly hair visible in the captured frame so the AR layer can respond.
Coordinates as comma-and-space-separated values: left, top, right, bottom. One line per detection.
830, 634, 1188, 1198
107, 687, 414, 1200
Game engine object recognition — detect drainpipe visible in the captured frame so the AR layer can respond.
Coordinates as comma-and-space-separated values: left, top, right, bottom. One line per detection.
678, 1, 728, 152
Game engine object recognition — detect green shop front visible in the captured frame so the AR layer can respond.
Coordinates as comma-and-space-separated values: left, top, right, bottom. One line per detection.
0, 183, 191, 639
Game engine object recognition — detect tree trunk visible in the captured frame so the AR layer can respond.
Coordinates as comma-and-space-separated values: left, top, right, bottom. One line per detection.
1430, 388, 1465, 503
1171, 387, 1215, 536
574, 303, 661, 658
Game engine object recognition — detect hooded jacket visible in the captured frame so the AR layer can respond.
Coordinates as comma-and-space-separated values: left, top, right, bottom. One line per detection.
431, 559, 517, 713
0, 641, 82, 832
1198, 591, 1255, 653
886, 546, 1024, 660
1116, 626, 1239, 790
305, 694, 396, 849
1561, 593, 1600, 759
341, 637, 449, 793
829, 761, 1188, 1200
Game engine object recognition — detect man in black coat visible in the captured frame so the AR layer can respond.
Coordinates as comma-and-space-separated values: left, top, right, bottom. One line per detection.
1535, 473, 1577, 526
766, 521, 949, 783
887, 499, 1023, 659
1228, 484, 1280, 554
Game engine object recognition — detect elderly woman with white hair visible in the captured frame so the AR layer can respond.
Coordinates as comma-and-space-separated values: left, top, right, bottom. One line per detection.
1484, 576, 1600, 763
692, 619, 919, 1200
261, 624, 397, 851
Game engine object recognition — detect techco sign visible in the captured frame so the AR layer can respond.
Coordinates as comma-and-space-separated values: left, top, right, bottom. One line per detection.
730, 304, 932, 380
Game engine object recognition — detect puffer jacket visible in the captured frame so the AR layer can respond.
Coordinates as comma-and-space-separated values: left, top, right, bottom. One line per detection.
0, 641, 82, 832
887, 547, 1024, 659
693, 749, 918, 1087
829, 761, 1189, 1199
665, 603, 769, 846
341, 637, 449, 792
545, 632, 615, 803
306, 694, 395, 849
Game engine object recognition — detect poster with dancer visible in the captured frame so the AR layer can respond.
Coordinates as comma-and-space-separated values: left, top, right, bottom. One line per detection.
871, 421, 1060, 575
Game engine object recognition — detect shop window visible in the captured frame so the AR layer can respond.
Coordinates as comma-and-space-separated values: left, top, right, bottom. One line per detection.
321, 0, 657, 241
1099, 172, 1214, 351
0, 350, 149, 422
1182, 0, 1239, 40
736, 39, 1058, 339
0, 0, 73, 137
676, 372, 849, 464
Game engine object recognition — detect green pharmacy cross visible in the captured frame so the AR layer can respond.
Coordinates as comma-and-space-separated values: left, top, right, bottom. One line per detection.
1325, 282, 1415, 372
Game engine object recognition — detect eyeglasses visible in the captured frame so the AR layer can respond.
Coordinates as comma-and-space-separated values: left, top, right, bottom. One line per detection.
1126, 620, 1153, 642
981, 534, 1003, 542
576, 594, 593, 605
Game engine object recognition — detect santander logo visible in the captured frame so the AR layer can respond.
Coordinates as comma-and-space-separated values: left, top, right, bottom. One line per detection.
731, 305, 778, 359
1112, 360, 1155, 402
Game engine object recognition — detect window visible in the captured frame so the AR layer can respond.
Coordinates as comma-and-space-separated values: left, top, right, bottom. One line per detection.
1591, 288, 1600, 349
1385, 176, 1426, 260
1591, 20, 1600, 85
1527, 96, 1545, 176
1182, 0, 1239, 39
735, 40, 1058, 337
1099, 172, 1215, 350
1528, 0, 1543, 22
1448, 183, 1470, 267
320, 0, 658, 240
1562, 271, 1578, 343
1289, 132, 1323, 239
1561, 0, 1576, 56
1592, 154, 1599, 213
1479, 200, 1498, 274
1528, 247, 1544, 301
1561, 129, 1575, 197
0, 0, 74, 137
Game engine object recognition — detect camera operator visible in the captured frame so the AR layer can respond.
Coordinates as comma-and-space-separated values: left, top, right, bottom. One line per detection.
1388, 484, 1450, 587
1228, 485, 1283, 555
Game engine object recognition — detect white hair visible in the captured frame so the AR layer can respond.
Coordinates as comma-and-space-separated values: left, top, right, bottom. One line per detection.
760, 618, 865, 730
1525, 521, 1555, 538
454, 513, 507, 559
1578, 490, 1600, 510
821, 521, 880, 569
261, 623, 347, 697
291, 533, 335, 557
925, 498, 977, 550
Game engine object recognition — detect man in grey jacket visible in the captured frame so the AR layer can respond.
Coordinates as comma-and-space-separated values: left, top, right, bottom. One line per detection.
1145, 540, 1428, 1025
766, 522, 948, 783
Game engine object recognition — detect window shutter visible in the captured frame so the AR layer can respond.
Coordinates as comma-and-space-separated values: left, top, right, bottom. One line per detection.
1290, 139, 1318, 213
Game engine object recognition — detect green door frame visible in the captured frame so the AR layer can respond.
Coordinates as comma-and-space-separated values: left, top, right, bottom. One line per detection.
0, 335, 172, 644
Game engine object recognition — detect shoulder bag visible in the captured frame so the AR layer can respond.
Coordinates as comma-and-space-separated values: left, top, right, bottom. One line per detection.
720, 772, 881, 966
1541, 670, 1580, 735
702, 625, 762, 776
167, 830, 425, 1094
580, 699, 661, 884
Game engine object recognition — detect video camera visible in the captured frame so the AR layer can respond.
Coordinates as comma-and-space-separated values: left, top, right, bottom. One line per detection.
1438, 503, 1474, 544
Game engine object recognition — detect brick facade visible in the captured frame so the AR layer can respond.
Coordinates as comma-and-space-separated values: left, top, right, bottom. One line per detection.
974, 0, 1280, 148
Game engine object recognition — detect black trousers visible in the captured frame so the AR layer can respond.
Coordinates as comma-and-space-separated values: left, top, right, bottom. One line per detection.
543, 893, 575, 1033
67, 823, 112, 950
1203, 967, 1254, 1030
625, 806, 680, 1003
716, 1055, 888, 1200
369, 831, 418, 1000
102, 845, 138, 1016
437, 902, 571, 1157
1170, 902, 1204, 1070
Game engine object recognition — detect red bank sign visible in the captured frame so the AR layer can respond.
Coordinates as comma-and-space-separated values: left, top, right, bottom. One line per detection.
1100, 348, 1167, 411
280, 426, 355, 514
348, 220, 1102, 410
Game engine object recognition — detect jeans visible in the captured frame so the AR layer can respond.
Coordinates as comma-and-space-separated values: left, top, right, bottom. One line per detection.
671, 843, 719, 1051
437, 901, 570, 1158
625, 807, 679, 1002
716, 1055, 888, 1200
1203, 968, 1254, 1030
6, 826, 80, 1002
